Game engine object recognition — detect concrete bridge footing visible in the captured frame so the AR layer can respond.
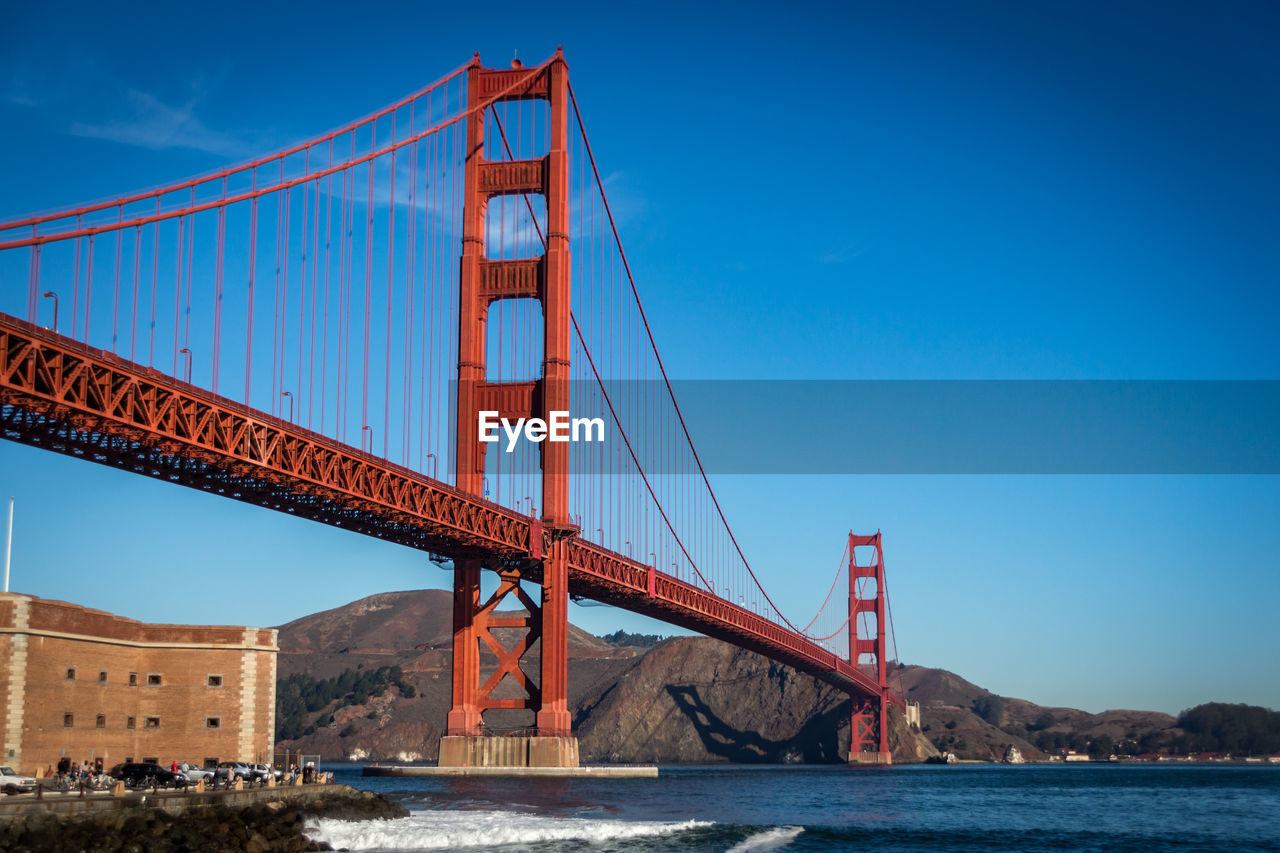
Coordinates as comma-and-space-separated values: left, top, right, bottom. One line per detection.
438, 735, 580, 768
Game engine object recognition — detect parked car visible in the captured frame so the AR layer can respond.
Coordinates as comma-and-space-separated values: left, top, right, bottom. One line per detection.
109, 763, 187, 790
215, 761, 251, 783
249, 763, 278, 784
0, 765, 37, 795
180, 763, 216, 783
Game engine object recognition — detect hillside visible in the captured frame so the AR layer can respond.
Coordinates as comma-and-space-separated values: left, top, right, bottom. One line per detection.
272, 590, 1206, 764
272, 589, 934, 763
898, 664, 1179, 760
576, 636, 935, 763
273, 589, 641, 761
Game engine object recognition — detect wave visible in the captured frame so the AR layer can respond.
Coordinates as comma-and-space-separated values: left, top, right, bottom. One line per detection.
305, 810, 713, 851
726, 826, 804, 853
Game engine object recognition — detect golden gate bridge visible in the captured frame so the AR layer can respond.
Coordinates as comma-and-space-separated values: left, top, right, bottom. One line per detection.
0, 50, 904, 767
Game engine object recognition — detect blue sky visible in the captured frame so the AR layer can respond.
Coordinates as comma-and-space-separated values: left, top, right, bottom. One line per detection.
2, 0, 1278, 715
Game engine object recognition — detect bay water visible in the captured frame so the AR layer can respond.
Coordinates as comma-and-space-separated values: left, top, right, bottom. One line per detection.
307, 763, 1280, 852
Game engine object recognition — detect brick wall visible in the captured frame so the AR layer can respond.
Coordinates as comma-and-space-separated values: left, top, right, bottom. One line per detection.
0, 593, 277, 777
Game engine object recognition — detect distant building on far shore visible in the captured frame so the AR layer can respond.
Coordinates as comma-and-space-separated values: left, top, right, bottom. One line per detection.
0, 592, 277, 777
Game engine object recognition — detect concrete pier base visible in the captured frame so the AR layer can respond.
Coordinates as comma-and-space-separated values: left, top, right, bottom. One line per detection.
438, 735, 580, 768
849, 751, 893, 765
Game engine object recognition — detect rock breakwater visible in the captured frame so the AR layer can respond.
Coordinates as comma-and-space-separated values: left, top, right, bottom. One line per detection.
0, 786, 406, 852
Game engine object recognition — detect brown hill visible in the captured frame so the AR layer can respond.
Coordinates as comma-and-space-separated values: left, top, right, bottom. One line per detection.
897, 664, 1177, 760
576, 636, 935, 763
272, 591, 1177, 764
272, 590, 934, 763
274, 589, 642, 761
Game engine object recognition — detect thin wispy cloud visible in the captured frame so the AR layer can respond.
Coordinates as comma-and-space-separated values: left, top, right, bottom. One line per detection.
2, 65, 42, 106
2, 88, 38, 107
818, 243, 865, 265
69, 88, 250, 157
596, 169, 646, 227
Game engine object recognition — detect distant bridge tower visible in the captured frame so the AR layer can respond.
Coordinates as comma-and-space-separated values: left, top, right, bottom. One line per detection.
849, 531, 892, 764
441, 50, 580, 768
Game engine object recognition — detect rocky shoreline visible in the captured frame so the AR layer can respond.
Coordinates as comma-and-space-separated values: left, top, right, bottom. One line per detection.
0, 786, 407, 852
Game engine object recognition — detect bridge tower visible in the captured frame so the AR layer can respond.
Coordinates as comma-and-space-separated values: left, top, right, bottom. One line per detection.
849, 531, 892, 765
441, 50, 580, 768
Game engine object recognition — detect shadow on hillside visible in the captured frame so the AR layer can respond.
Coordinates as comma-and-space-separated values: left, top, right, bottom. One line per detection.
665, 684, 847, 763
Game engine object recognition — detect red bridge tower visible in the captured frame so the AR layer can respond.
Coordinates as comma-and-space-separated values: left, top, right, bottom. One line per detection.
849, 531, 892, 764
440, 50, 580, 768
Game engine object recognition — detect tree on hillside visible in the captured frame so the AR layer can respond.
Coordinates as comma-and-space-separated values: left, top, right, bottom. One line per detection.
1034, 730, 1065, 752
276, 665, 417, 741
1115, 738, 1139, 756
972, 694, 1005, 727
1176, 703, 1280, 755
600, 630, 666, 648
1028, 711, 1055, 732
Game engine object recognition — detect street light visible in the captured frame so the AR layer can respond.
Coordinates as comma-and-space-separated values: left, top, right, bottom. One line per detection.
280, 391, 293, 422
361, 425, 372, 453
426, 453, 437, 479
177, 348, 192, 382
41, 291, 58, 334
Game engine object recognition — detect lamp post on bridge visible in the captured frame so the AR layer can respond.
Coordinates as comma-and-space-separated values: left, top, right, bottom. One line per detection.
361, 425, 372, 454
280, 391, 293, 422
426, 453, 437, 480
177, 347, 192, 383
41, 291, 58, 334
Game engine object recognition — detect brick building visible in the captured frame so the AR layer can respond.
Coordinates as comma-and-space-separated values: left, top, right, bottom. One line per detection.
0, 592, 277, 777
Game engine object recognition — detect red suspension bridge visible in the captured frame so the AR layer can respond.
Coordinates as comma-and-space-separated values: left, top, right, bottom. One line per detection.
0, 51, 905, 766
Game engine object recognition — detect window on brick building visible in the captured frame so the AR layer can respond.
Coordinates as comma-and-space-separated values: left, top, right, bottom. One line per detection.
127, 716, 136, 729
96, 714, 106, 728
65, 667, 76, 681
205, 717, 221, 729
146, 673, 162, 687
207, 674, 223, 688
144, 716, 160, 729
63, 713, 74, 727
98, 670, 107, 683
128, 672, 138, 686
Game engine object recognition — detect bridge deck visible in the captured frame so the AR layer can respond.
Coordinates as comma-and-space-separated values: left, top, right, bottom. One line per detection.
0, 313, 898, 705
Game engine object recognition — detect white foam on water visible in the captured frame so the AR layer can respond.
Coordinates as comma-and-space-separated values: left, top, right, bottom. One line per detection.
305, 809, 713, 851
725, 826, 805, 853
